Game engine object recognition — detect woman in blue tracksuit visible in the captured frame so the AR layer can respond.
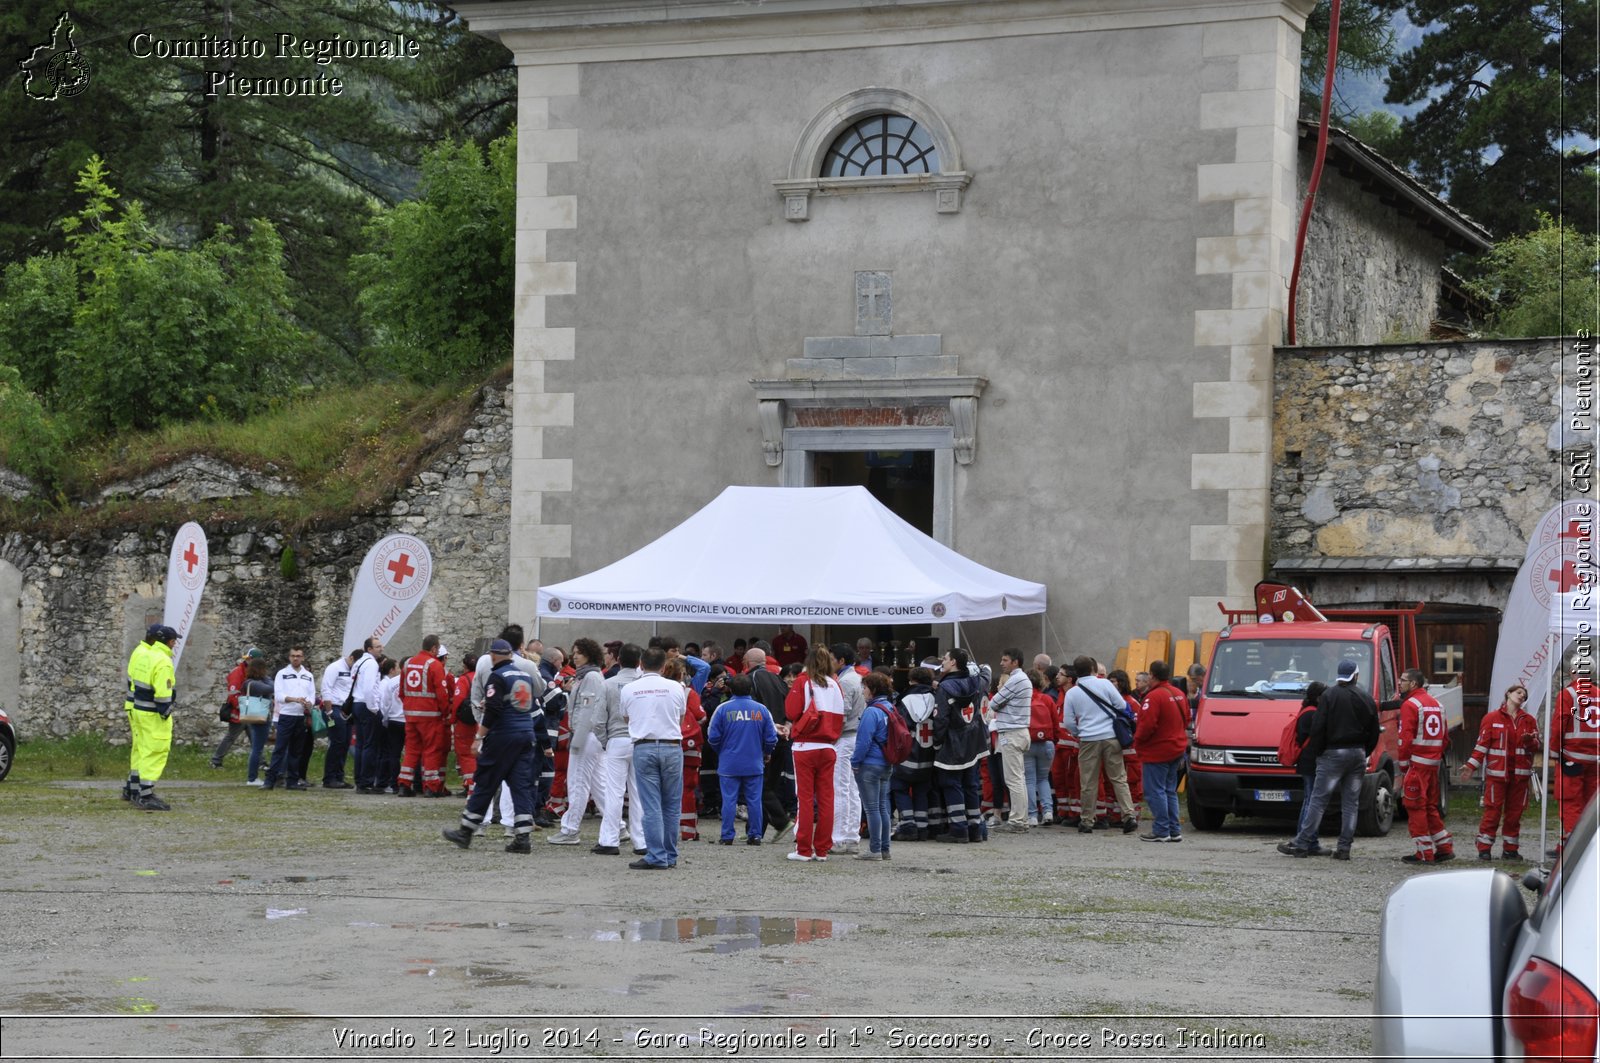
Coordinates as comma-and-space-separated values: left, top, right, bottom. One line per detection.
851, 672, 894, 861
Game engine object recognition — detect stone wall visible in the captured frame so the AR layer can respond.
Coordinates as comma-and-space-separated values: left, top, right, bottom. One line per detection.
0, 384, 514, 746
1273, 338, 1593, 564
1293, 148, 1453, 347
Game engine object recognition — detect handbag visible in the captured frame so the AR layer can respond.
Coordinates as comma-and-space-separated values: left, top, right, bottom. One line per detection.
237, 695, 271, 724
307, 707, 330, 736
217, 702, 232, 723
792, 680, 824, 742
1082, 685, 1136, 749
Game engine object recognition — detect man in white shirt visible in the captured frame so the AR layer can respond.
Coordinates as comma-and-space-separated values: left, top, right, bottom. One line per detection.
988, 648, 1034, 832
264, 647, 317, 791
622, 647, 686, 870
319, 649, 357, 789
350, 638, 384, 793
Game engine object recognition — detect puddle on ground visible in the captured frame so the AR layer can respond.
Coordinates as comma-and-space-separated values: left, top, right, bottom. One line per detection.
10, 992, 157, 1014
399, 962, 540, 988
348, 920, 526, 932
582, 916, 856, 954
265, 907, 308, 920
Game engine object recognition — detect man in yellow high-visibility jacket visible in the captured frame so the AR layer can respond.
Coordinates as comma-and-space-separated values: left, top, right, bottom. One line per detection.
125, 624, 178, 811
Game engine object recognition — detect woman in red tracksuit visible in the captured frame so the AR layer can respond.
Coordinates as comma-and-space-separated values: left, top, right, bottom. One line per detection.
664, 657, 707, 841
784, 646, 845, 861
1025, 669, 1059, 825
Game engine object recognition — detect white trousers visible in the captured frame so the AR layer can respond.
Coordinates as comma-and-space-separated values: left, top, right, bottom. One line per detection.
559, 733, 606, 834
599, 735, 644, 849
833, 731, 861, 845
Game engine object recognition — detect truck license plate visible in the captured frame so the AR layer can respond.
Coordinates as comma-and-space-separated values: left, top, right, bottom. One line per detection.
1253, 789, 1291, 802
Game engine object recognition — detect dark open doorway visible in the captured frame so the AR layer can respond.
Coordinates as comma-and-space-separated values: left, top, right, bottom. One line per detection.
812, 450, 937, 670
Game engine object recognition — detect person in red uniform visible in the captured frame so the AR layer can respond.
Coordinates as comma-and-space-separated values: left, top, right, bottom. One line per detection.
1550, 672, 1600, 845
398, 634, 452, 797
1050, 669, 1082, 825
772, 625, 808, 670
1459, 683, 1540, 860
1395, 668, 1454, 864
450, 653, 477, 797
1133, 660, 1191, 841
667, 658, 707, 840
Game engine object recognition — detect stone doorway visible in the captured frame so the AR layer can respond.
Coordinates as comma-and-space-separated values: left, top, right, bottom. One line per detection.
812, 450, 936, 665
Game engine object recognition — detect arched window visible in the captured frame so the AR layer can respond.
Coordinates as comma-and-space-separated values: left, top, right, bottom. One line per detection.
821, 113, 939, 177
775, 89, 969, 221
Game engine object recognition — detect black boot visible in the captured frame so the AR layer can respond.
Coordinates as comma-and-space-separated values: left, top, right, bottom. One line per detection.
442, 827, 473, 849
505, 834, 531, 854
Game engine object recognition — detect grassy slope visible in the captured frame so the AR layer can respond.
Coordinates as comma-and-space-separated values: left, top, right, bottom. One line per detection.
0, 366, 507, 537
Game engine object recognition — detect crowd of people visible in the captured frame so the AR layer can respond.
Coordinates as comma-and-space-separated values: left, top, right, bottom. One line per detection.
166, 625, 1201, 861
123, 621, 1598, 869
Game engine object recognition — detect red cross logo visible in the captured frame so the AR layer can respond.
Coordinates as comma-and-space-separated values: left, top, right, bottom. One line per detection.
182, 542, 199, 573
511, 681, 534, 711
387, 553, 415, 585
1549, 560, 1586, 594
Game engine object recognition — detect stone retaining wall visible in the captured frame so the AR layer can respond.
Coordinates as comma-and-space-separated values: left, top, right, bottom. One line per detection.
1273, 337, 1592, 563
0, 384, 514, 746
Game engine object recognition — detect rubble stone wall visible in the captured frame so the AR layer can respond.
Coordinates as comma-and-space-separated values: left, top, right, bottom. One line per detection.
1273, 338, 1592, 563
0, 385, 514, 746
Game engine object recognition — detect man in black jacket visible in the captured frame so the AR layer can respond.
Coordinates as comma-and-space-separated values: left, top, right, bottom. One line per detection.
1279, 659, 1380, 860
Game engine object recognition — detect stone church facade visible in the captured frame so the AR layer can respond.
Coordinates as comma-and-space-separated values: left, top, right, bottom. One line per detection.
453, 0, 1459, 656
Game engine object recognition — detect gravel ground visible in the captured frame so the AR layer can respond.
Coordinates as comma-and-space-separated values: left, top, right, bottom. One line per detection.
0, 778, 1523, 1062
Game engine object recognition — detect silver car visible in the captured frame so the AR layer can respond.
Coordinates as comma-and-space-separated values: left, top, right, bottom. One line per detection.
1374, 797, 1598, 1061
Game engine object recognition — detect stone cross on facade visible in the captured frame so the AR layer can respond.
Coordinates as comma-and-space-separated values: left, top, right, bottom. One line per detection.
856, 271, 891, 336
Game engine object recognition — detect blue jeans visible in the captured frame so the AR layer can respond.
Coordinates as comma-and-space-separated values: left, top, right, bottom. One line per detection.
1024, 741, 1055, 820
855, 763, 892, 854
1294, 767, 1321, 845
245, 723, 269, 782
720, 774, 764, 841
1142, 757, 1183, 837
632, 741, 683, 867
1294, 748, 1367, 852
265, 714, 306, 784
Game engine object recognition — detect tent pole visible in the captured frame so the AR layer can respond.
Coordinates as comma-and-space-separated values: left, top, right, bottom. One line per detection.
1538, 630, 1558, 867
533, 615, 542, 640
954, 619, 962, 653
1040, 614, 1046, 660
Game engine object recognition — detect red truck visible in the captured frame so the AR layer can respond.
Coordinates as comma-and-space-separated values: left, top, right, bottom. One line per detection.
1185, 582, 1454, 837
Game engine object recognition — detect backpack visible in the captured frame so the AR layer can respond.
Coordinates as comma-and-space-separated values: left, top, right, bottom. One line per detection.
1278, 707, 1312, 768
1082, 685, 1136, 749
883, 702, 914, 765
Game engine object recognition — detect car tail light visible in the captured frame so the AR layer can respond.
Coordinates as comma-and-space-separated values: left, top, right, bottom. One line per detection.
1507, 956, 1599, 1062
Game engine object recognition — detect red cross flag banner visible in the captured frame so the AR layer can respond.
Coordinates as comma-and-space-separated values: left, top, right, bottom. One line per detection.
1490, 499, 1597, 721
163, 522, 209, 668
342, 534, 433, 655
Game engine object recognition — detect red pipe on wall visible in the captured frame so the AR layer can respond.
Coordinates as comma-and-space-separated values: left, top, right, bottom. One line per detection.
1286, 0, 1342, 345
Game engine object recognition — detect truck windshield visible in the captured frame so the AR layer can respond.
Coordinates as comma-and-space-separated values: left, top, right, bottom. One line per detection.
1206, 639, 1371, 700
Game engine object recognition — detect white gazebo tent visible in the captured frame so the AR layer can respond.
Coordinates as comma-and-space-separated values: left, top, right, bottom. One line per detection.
535, 486, 1045, 644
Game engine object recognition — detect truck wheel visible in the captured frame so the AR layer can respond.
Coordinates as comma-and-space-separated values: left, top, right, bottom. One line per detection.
1357, 767, 1395, 837
1186, 791, 1226, 831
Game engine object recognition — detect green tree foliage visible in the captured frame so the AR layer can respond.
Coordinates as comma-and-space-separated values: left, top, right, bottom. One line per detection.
1469, 214, 1600, 337
1301, 0, 1397, 118
1342, 110, 1405, 158
0, 1, 515, 359
1370, 0, 1597, 237
0, 255, 77, 396
0, 157, 305, 434
0, 365, 64, 483
351, 135, 515, 382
